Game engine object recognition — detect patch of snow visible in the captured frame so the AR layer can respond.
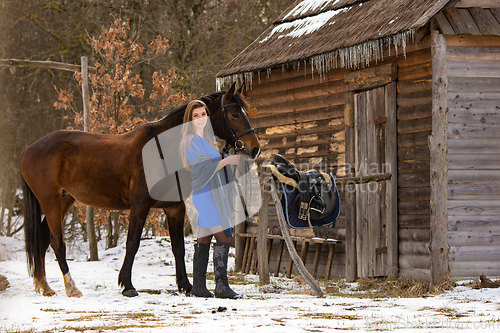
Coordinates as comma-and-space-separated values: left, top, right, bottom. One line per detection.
283, 0, 338, 20
2, 234, 500, 332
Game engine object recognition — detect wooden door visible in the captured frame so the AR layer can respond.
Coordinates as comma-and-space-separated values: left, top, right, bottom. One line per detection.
354, 83, 398, 278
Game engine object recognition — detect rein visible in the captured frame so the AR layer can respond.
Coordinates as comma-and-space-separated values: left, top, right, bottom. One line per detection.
220, 95, 255, 154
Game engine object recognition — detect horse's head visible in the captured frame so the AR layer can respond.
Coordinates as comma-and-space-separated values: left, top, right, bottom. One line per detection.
208, 82, 260, 159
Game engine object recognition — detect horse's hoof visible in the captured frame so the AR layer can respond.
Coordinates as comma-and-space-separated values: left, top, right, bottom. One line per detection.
122, 289, 139, 297
69, 290, 83, 298
42, 289, 57, 297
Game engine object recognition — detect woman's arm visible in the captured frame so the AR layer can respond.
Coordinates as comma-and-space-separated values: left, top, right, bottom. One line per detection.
216, 154, 240, 171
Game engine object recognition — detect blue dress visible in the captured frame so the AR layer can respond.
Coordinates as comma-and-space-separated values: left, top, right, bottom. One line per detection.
185, 134, 223, 229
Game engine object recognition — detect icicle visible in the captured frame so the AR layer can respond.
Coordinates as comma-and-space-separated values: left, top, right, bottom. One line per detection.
218, 29, 414, 91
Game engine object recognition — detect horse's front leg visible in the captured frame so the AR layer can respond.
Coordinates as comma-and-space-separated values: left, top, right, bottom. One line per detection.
164, 202, 192, 294
118, 203, 150, 297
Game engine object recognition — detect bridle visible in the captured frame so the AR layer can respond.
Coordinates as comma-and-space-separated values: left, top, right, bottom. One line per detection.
220, 95, 255, 154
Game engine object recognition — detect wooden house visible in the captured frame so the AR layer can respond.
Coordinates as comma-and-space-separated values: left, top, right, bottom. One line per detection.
217, 0, 500, 285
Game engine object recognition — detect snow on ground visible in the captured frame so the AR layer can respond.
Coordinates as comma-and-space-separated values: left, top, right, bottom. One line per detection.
1, 234, 500, 333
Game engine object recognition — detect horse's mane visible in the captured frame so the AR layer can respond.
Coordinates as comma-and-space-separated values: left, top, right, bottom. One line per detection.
154, 90, 249, 123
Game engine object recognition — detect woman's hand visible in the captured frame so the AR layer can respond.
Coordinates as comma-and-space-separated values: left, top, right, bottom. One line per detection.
224, 154, 240, 166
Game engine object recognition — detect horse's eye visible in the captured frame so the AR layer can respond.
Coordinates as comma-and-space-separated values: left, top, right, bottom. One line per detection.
231, 113, 240, 119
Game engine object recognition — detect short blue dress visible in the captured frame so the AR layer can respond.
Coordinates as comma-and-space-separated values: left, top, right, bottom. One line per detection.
185, 134, 223, 229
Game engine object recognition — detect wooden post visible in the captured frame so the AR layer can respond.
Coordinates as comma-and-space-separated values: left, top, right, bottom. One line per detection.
257, 187, 270, 284
234, 219, 246, 271
344, 92, 357, 282
429, 31, 449, 288
269, 180, 323, 297
385, 82, 399, 278
82, 56, 98, 261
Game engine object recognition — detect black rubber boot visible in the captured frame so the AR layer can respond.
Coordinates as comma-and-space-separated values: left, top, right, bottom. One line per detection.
189, 243, 214, 298
213, 242, 240, 299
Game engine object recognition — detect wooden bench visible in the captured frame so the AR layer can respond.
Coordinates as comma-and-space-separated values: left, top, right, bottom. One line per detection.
235, 232, 339, 280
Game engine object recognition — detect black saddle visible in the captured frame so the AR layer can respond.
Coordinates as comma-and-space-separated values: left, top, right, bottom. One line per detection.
271, 154, 340, 229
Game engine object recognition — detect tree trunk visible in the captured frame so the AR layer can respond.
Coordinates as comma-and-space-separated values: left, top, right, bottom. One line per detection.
86, 206, 98, 261
112, 211, 120, 247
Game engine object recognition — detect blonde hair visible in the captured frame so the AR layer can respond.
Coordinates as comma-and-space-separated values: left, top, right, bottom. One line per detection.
180, 100, 218, 169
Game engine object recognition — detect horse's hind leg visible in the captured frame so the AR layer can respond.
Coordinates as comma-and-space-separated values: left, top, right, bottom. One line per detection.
33, 217, 56, 296
164, 202, 192, 294
43, 191, 82, 297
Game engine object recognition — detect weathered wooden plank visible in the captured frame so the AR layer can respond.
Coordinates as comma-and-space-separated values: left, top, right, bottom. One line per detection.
398, 145, 431, 162
447, 46, 500, 62
245, 67, 349, 95
451, 266, 500, 278
386, 82, 399, 278
470, 8, 500, 35
397, 117, 432, 135
398, 159, 430, 174
449, 231, 500, 246
448, 138, 500, 154
399, 187, 431, 202
344, 92, 357, 282
454, 0, 500, 8
449, 108, 500, 124
397, 103, 432, 121
433, 11, 456, 35
429, 31, 449, 288
254, 92, 345, 117
398, 201, 430, 216
448, 92, 500, 108
397, 76, 432, 94
247, 79, 345, 108
252, 104, 344, 129
398, 62, 432, 81
448, 77, 500, 93
258, 119, 344, 140
399, 242, 430, 256
449, 153, 500, 170
449, 183, 500, 200
448, 199, 500, 216
444, 7, 482, 35
257, 188, 270, 284
399, 255, 431, 269
398, 215, 430, 228
345, 63, 397, 91
395, 49, 432, 68
400, 268, 431, 281
493, 8, 500, 21
397, 90, 432, 107
446, 35, 500, 47
449, 123, 500, 139
261, 133, 345, 151
399, 228, 431, 241
449, 169, 500, 184
398, 173, 431, 188
447, 61, 500, 78
451, 246, 500, 262
448, 215, 500, 231
398, 131, 432, 148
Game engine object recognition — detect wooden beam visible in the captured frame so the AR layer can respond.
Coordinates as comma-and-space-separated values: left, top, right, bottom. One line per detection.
0, 58, 96, 73
345, 63, 397, 92
257, 188, 270, 284
269, 180, 323, 297
454, 0, 500, 8
429, 30, 450, 289
344, 92, 357, 282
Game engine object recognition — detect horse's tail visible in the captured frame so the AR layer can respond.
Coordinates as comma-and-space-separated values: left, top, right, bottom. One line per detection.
21, 172, 49, 278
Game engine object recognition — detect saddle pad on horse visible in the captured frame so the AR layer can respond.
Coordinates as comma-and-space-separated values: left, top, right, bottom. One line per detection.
268, 154, 341, 229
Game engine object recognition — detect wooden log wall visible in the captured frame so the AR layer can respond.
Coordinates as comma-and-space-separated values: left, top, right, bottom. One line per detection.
246, 66, 350, 278
396, 49, 433, 281
446, 36, 500, 277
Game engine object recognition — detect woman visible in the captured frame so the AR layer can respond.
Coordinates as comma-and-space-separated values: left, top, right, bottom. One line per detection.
180, 99, 240, 299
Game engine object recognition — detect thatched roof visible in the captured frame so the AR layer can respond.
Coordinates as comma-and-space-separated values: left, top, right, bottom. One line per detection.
216, 0, 451, 87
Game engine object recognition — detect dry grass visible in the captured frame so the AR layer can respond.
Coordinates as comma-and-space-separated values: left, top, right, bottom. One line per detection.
352, 276, 453, 298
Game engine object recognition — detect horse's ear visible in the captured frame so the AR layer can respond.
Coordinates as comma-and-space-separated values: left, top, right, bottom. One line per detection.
237, 82, 246, 96
224, 81, 237, 101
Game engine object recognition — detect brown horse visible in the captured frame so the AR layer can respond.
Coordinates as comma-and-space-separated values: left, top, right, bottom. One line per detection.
21, 82, 260, 297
